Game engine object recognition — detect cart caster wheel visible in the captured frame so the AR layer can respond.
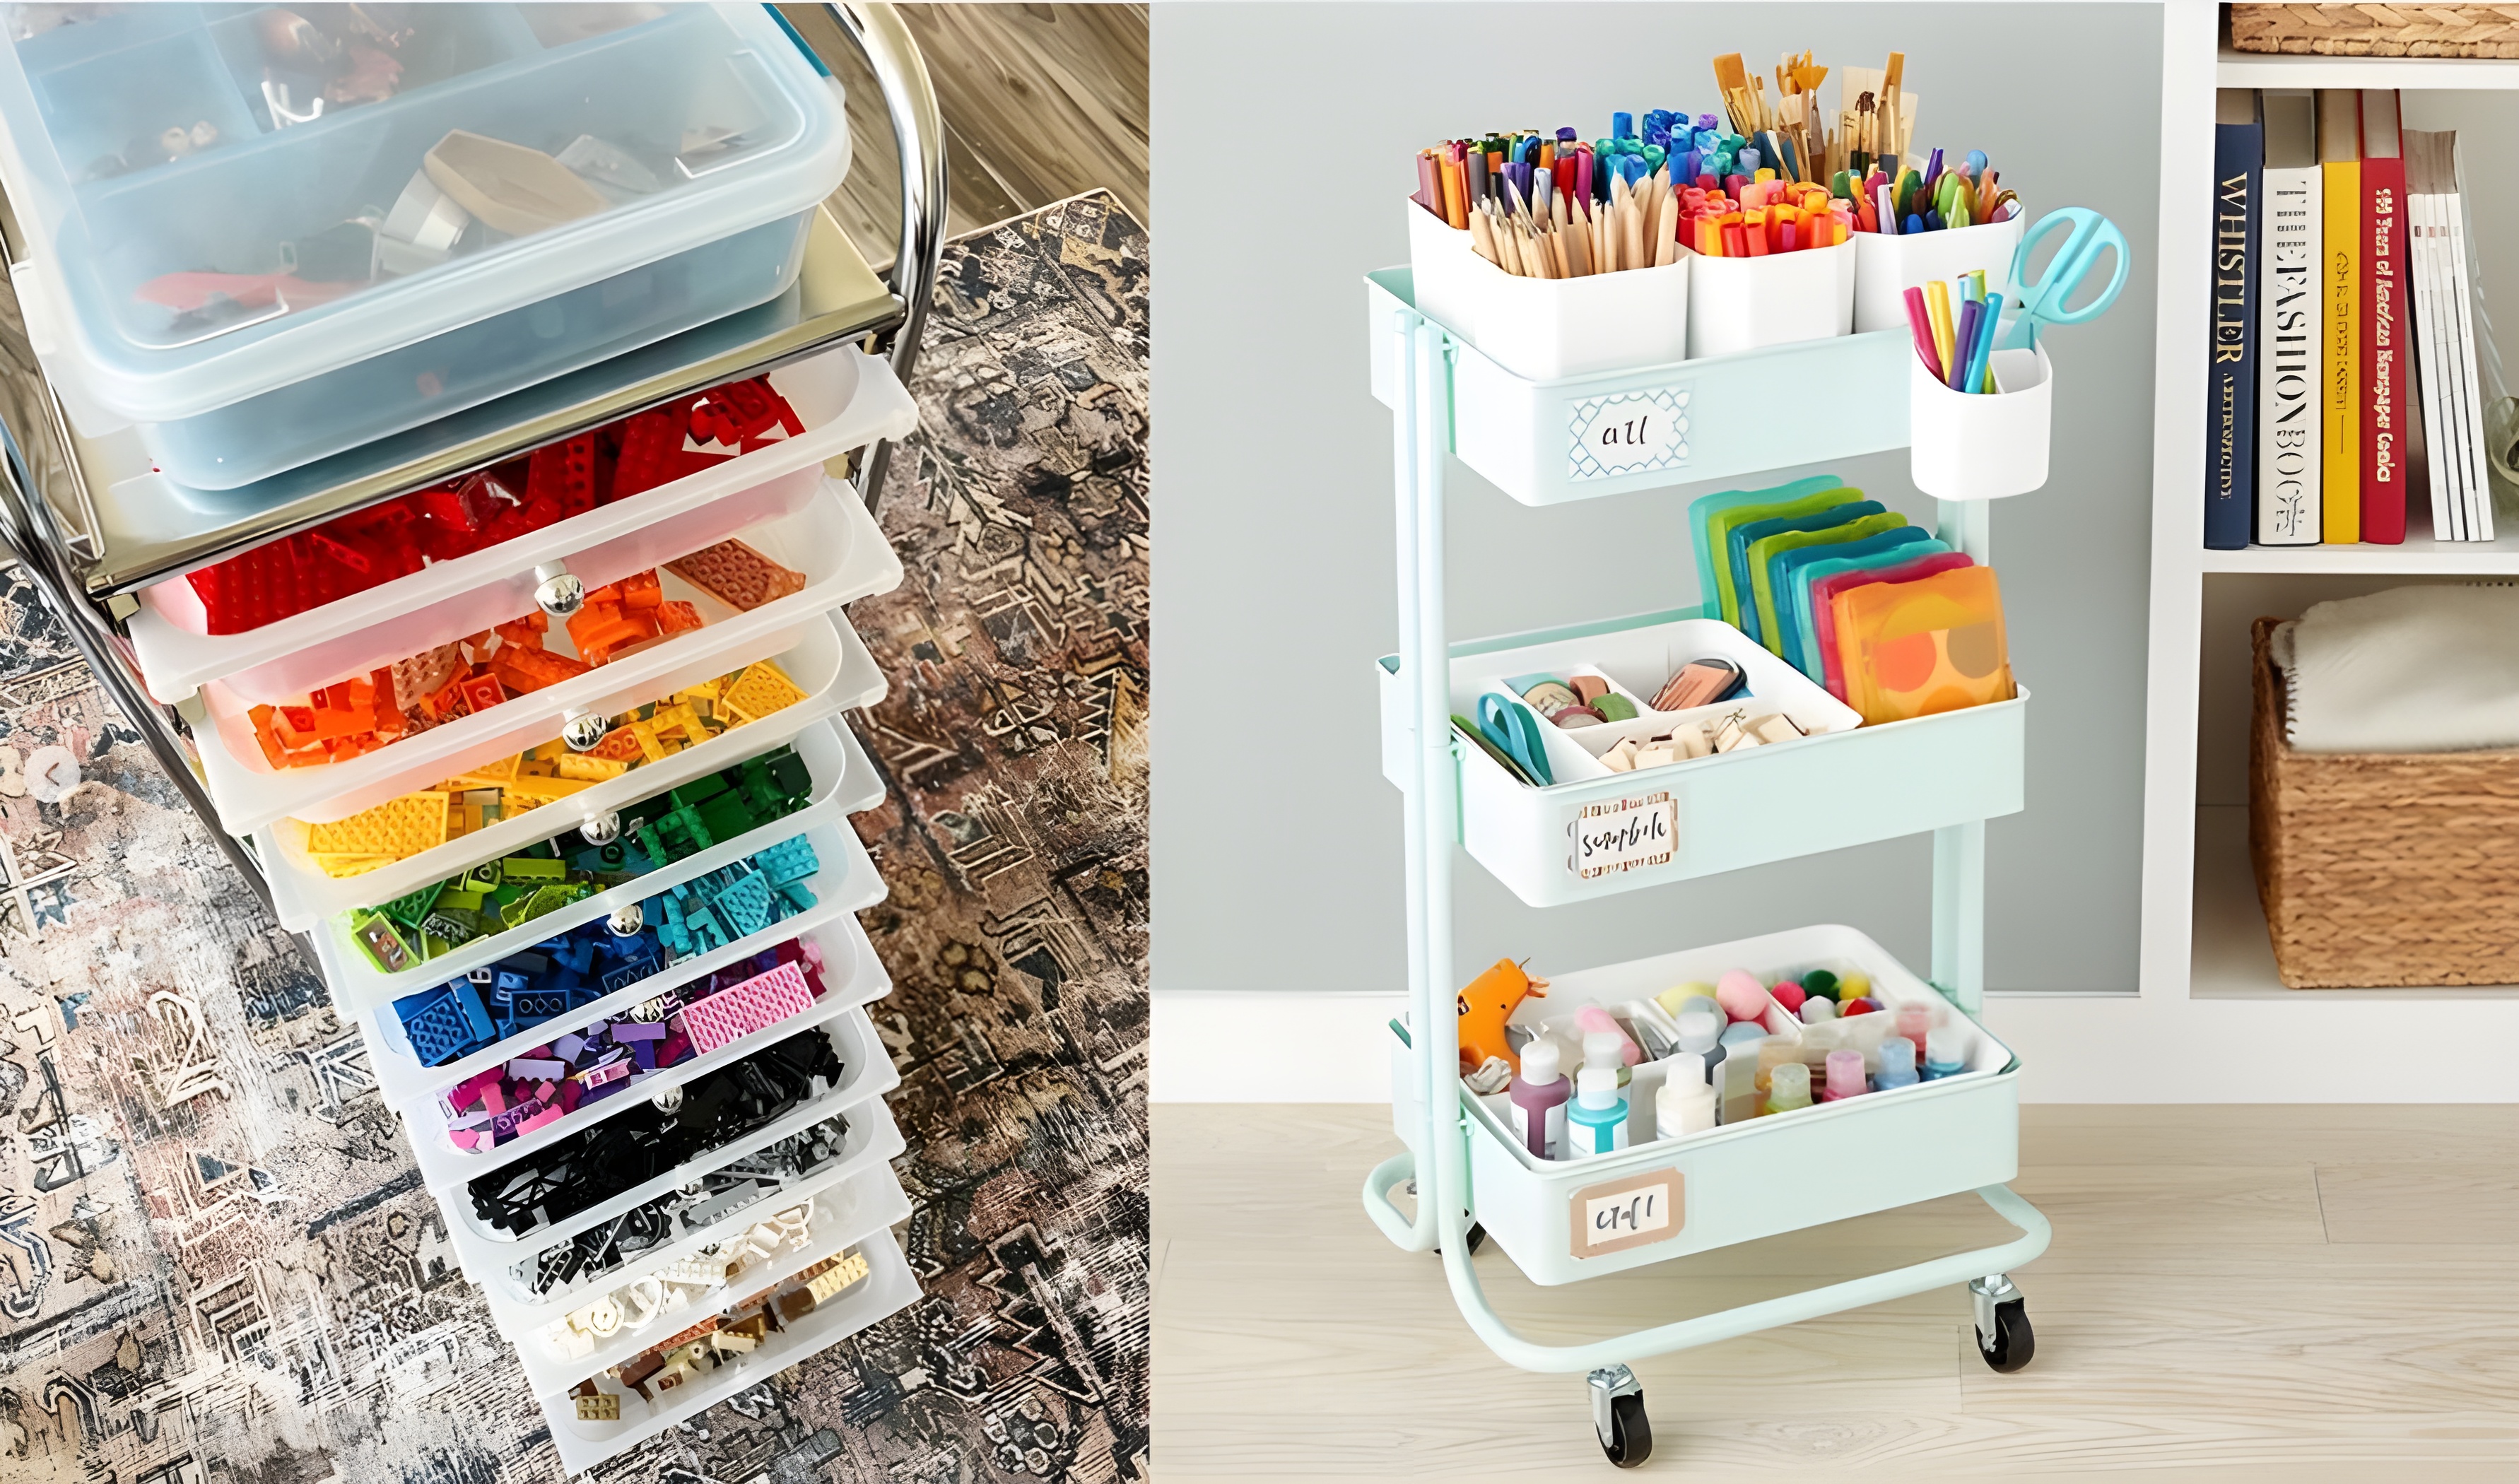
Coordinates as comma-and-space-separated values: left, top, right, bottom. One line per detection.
1979, 1297, 2033, 1373
1433, 1223, 1485, 1257
1589, 1366, 1649, 1468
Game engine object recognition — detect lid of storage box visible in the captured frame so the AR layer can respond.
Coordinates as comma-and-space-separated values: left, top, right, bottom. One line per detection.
0, 3, 847, 423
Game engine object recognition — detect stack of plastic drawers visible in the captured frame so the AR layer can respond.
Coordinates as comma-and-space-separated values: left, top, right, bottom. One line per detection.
0, 4, 925, 1468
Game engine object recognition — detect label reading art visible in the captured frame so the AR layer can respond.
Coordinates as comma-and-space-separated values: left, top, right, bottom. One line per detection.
1568, 387, 1690, 481
1569, 1167, 1684, 1259
1571, 791, 1677, 880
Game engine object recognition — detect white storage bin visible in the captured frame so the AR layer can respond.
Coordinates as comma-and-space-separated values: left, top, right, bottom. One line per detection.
1375, 608, 2027, 907
128, 346, 915, 705
504, 1158, 910, 1399
1390, 924, 2019, 1285
1910, 343, 2053, 500
1403, 195, 1480, 343
331, 720, 876, 1049
1449, 249, 1688, 382
1366, 269, 1910, 507
543, 1231, 919, 1472
441, 1003, 900, 1258
257, 609, 882, 931
1850, 216, 2026, 334
0, 4, 850, 488
401, 904, 885, 1196
471, 1093, 905, 1319
1684, 239, 1855, 360
194, 490, 897, 835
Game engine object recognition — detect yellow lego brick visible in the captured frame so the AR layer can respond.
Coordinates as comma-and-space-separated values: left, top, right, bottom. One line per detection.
438, 754, 521, 791
573, 1393, 619, 1421
629, 721, 668, 763
554, 754, 630, 782
720, 661, 805, 726
804, 1249, 870, 1307
305, 791, 450, 860
505, 773, 596, 802
310, 854, 395, 878
676, 679, 724, 704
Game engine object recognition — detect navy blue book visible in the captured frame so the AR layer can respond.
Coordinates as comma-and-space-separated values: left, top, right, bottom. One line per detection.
2207, 93, 2262, 550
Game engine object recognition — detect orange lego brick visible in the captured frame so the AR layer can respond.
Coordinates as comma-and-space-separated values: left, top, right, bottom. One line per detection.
655, 600, 702, 635
588, 728, 645, 762
457, 673, 506, 715
665, 539, 806, 612
394, 645, 466, 712
495, 614, 549, 649
620, 570, 663, 610
491, 645, 591, 693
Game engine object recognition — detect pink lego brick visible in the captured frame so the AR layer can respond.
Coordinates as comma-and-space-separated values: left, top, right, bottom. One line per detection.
679, 962, 816, 1056
481, 1083, 507, 1116
515, 1104, 565, 1136
582, 1057, 633, 1090
449, 1129, 479, 1150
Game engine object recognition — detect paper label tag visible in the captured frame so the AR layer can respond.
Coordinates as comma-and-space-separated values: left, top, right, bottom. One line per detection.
1567, 388, 1690, 481
1570, 792, 1677, 880
1569, 1167, 1684, 1259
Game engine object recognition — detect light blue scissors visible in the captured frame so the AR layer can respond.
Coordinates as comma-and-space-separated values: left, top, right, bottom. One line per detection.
2004, 207, 2130, 350
1476, 693, 1554, 787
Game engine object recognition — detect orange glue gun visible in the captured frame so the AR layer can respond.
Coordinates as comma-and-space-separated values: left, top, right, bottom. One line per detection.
1456, 958, 1546, 1075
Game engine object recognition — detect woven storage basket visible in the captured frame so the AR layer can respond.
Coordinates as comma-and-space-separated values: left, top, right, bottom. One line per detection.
2231, 4, 2519, 57
2248, 618, 2519, 987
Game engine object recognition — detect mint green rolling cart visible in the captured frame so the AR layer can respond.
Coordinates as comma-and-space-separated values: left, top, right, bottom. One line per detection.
1358, 269, 2055, 1468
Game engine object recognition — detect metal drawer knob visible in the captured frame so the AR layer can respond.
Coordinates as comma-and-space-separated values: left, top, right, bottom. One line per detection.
534, 562, 586, 618
560, 711, 609, 752
580, 812, 622, 844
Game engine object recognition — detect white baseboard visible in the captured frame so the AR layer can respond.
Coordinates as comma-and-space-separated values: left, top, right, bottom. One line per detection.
1151, 989, 2519, 1102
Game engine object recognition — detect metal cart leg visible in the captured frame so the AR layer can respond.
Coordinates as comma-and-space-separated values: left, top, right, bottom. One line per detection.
1363, 302, 2051, 1466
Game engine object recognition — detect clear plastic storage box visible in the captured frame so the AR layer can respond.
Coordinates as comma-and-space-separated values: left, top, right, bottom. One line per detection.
0, 2, 850, 487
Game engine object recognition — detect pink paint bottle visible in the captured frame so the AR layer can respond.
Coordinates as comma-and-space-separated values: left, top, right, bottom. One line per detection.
1895, 1001, 1934, 1049
1820, 1049, 1868, 1102
1508, 1037, 1570, 1159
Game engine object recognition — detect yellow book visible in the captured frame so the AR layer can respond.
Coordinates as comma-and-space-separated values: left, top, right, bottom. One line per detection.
2318, 89, 2361, 543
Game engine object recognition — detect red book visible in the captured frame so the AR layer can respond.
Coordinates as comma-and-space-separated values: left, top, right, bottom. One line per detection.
2361, 89, 2409, 543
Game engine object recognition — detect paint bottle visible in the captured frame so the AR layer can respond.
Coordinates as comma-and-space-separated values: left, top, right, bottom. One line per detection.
1655, 1057, 1716, 1138
1895, 1001, 1934, 1049
1820, 1049, 1867, 1102
1674, 999, 1724, 1059
1583, 1028, 1631, 1090
1507, 1037, 1570, 1159
1763, 1061, 1812, 1115
1566, 1066, 1630, 1155
1923, 1027, 1967, 1080
1874, 1035, 1919, 1090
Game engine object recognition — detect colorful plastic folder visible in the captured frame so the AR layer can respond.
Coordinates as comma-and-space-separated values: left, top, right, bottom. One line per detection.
1689, 476, 1851, 626
1830, 565, 2014, 724
1782, 531, 1946, 678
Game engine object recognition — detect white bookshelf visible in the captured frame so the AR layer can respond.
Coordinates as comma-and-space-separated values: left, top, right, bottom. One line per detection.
2122, 2, 2519, 1097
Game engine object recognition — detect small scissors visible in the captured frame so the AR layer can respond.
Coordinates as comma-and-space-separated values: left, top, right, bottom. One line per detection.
2005, 207, 2130, 350
1477, 693, 1554, 787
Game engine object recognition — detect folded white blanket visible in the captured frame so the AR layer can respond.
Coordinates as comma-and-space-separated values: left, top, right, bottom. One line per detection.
2277, 584, 2519, 753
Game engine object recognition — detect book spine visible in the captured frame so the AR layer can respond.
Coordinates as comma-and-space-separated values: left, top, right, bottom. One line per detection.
2323, 159, 2361, 542
2362, 155, 2409, 542
2207, 122, 2260, 550
2258, 166, 2321, 544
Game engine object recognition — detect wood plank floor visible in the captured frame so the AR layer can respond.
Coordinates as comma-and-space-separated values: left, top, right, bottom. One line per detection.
777, 3, 1149, 266
1153, 1104, 2519, 1480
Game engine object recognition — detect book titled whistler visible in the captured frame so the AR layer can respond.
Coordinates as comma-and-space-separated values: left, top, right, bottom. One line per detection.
2207, 91, 2260, 550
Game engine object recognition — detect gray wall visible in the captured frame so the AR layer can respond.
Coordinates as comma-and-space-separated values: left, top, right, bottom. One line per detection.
1151, 4, 2164, 994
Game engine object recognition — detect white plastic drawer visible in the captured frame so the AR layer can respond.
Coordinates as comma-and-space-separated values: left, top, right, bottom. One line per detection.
312, 709, 872, 1033
440, 1003, 900, 1259
257, 610, 883, 931
392, 841, 889, 1193
127, 348, 914, 704
194, 477, 897, 835
1392, 924, 2018, 1287
502, 1158, 911, 1400
1377, 607, 2027, 908
541, 1230, 919, 1472
464, 1093, 906, 1319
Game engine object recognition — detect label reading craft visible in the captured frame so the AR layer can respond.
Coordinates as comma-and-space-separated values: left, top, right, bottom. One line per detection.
1567, 388, 1690, 481
1568, 1167, 1684, 1259
1571, 792, 1677, 880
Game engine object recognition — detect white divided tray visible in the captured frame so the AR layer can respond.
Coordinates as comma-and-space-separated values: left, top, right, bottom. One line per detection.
1378, 607, 2026, 907
193, 476, 898, 835
504, 1158, 912, 1401
1390, 924, 2019, 1285
127, 346, 915, 705
319, 717, 875, 1033
1366, 266, 1911, 507
542, 1230, 920, 1472
257, 610, 880, 931
440, 1003, 902, 1266
395, 870, 891, 1195
472, 1093, 907, 1320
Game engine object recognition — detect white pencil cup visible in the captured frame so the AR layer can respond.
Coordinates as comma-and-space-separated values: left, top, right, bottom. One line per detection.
1406, 196, 1481, 340
1910, 341, 2053, 500
1851, 214, 2027, 333
1455, 252, 1690, 380
1684, 237, 1855, 360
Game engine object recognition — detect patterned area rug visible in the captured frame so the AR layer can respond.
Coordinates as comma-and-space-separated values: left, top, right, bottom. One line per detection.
0, 191, 1149, 1483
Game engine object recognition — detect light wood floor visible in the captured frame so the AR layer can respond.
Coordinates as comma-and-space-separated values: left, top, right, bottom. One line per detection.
778, 3, 1149, 264
1153, 1104, 2519, 1480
